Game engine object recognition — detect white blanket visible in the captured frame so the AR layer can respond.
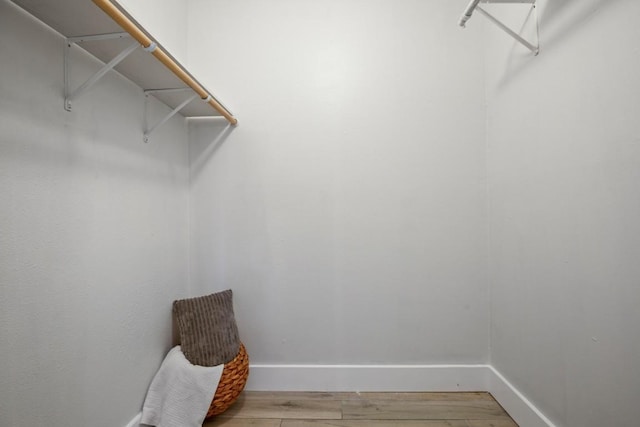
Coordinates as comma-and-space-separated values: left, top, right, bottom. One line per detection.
141, 346, 224, 427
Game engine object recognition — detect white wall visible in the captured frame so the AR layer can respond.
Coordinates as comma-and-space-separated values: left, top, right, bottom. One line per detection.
187, 0, 489, 366
117, 0, 189, 65
485, 0, 640, 426
8, 0, 637, 424
0, 2, 189, 426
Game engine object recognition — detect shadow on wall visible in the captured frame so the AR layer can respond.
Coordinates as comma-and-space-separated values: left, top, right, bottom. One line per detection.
540, 0, 618, 45
189, 119, 235, 178
1, 113, 188, 187
493, 0, 620, 89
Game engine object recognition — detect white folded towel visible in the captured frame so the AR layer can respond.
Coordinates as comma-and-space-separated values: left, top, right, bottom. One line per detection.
140, 346, 224, 427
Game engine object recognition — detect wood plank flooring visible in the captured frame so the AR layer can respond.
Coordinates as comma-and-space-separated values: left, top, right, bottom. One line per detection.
203, 392, 518, 427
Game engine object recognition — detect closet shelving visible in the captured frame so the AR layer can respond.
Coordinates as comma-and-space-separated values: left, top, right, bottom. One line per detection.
459, 0, 539, 55
11, 0, 237, 141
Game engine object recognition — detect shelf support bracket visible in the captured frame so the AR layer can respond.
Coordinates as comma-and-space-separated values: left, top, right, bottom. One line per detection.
64, 33, 138, 111
459, 0, 539, 55
144, 89, 199, 143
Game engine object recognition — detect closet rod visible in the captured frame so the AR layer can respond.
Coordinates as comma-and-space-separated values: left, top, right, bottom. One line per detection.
92, 0, 238, 126
459, 0, 481, 27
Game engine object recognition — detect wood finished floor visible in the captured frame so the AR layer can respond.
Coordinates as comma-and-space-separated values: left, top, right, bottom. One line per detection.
203, 392, 518, 427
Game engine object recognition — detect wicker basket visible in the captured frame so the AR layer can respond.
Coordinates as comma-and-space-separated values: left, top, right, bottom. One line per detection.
205, 342, 249, 418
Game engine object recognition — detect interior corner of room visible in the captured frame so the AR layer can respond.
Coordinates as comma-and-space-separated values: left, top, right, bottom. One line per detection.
1, 0, 639, 426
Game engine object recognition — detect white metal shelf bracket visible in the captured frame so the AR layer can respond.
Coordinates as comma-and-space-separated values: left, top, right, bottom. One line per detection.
459, 0, 539, 55
143, 89, 198, 143
64, 32, 138, 111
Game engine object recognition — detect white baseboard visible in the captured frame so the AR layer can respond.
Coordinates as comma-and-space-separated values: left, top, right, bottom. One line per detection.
487, 366, 558, 427
247, 363, 557, 427
124, 412, 141, 427
246, 364, 490, 392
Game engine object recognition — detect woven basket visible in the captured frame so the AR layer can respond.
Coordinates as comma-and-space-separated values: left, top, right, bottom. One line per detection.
205, 342, 249, 418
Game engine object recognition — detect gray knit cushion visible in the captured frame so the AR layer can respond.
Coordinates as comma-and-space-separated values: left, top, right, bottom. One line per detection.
173, 290, 240, 366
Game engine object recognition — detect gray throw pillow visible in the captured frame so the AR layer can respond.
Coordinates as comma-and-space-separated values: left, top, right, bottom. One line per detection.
173, 290, 240, 366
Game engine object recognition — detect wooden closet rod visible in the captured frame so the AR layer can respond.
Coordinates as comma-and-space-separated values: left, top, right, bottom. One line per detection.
93, 0, 238, 125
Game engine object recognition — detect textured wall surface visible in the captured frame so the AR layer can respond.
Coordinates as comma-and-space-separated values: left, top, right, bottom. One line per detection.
0, 2, 189, 426
187, 0, 489, 365
484, 1, 640, 426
